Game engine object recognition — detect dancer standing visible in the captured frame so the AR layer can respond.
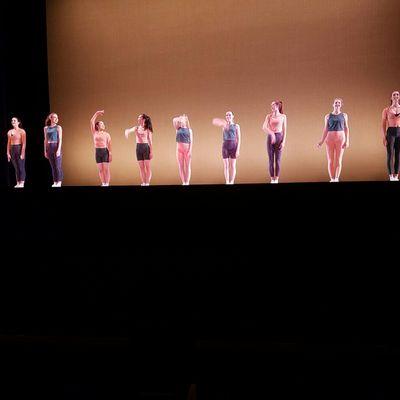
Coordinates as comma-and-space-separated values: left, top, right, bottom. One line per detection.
317, 98, 350, 182
262, 100, 287, 183
44, 112, 63, 187
6, 117, 26, 188
125, 114, 153, 186
212, 111, 241, 184
173, 114, 193, 185
90, 110, 112, 186
381, 90, 400, 181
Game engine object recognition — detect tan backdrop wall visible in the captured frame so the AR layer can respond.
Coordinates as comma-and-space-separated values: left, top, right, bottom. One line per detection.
46, 0, 399, 185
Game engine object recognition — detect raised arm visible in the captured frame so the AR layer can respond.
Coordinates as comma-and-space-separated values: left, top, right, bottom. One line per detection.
56, 126, 62, 156
21, 129, 26, 159
6, 131, 11, 162
172, 116, 181, 130
382, 108, 388, 146
317, 114, 329, 147
212, 118, 227, 128
90, 110, 104, 134
43, 127, 48, 158
262, 115, 273, 134
343, 113, 350, 148
124, 126, 137, 139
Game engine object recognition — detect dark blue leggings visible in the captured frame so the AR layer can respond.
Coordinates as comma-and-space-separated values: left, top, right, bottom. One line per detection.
10, 144, 26, 182
267, 132, 283, 177
386, 127, 400, 174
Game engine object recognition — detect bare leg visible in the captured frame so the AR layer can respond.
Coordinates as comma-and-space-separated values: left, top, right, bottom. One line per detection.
97, 163, 104, 184
177, 149, 185, 184
144, 160, 151, 185
138, 161, 146, 185
325, 141, 335, 180
334, 140, 345, 180
185, 152, 192, 184
229, 158, 237, 184
223, 159, 229, 184
103, 162, 110, 185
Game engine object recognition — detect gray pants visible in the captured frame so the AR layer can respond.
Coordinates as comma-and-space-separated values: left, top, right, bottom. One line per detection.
10, 144, 26, 182
47, 143, 63, 182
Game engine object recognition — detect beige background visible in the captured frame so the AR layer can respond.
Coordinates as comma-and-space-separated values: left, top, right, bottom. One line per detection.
46, 0, 399, 185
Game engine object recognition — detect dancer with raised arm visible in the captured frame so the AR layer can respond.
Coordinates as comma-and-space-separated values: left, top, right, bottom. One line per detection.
262, 100, 287, 183
44, 112, 63, 187
317, 98, 350, 182
173, 114, 193, 185
381, 90, 400, 181
90, 110, 112, 186
7, 117, 26, 188
212, 111, 241, 184
125, 114, 153, 186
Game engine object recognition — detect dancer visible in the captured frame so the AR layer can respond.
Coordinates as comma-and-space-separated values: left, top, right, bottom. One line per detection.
90, 110, 112, 186
6, 117, 26, 188
173, 114, 193, 185
125, 114, 153, 186
381, 90, 400, 181
317, 98, 350, 182
262, 100, 287, 183
44, 112, 63, 187
212, 111, 241, 184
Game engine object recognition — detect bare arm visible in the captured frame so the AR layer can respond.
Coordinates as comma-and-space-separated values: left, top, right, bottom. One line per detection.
107, 134, 112, 162
189, 129, 193, 154
6, 132, 11, 161
281, 115, 287, 147
124, 126, 137, 139
172, 117, 181, 130
148, 131, 153, 159
343, 113, 350, 148
212, 118, 227, 128
21, 130, 26, 159
262, 115, 273, 134
318, 115, 329, 147
90, 110, 104, 134
382, 108, 388, 146
56, 126, 62, 156
236, 124, 241, 156
43, 127, 48, 158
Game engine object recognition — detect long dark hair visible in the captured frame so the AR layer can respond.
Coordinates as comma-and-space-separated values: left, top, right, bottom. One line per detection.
142, 114, 153, 132
274, 100, 283, 113
11, 116, 22, 128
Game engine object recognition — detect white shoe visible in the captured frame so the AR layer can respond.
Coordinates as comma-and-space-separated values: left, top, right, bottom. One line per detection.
390, 176, 395, 181
51, 183, 57, 187
14, 184, 20, 188
57, 182, 62, 187
394, 176, 399, 181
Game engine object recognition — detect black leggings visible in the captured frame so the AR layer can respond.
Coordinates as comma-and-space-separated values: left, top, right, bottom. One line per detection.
386, 127, 400, 175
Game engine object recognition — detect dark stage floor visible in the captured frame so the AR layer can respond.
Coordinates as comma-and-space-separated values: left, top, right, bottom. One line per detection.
0, 182, 397, 396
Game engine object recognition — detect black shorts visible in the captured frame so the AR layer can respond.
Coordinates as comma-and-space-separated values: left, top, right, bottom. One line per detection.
222, 140, 238, 159
95, 148, 109, 163
136, 143, 150, 161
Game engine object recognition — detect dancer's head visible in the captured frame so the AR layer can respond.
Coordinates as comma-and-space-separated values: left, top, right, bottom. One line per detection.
391, 91, 400, 104
45, 112, 58, 126
95, 121, 105, 131
11, 117, 22, 129
177, 114, 189, 129
333, 98, 343, 111
225, 111, 234, 124
271, 100, 283, 113
138, 114, 153, 132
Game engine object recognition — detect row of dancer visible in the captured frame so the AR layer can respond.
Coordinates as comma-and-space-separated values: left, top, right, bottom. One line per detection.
6, 91, 400, 187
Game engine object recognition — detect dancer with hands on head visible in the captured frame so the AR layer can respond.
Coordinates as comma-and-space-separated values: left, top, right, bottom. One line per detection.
7, 117, 26, 188
212, 111, 241, 184
125, 114, 153, 186
317, 98, 350, 182
381, 90, 400, 181
262, 100, 287, 183
44, 112, 63, 187
173, 114, 193, 185
90, 110, 112, 186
